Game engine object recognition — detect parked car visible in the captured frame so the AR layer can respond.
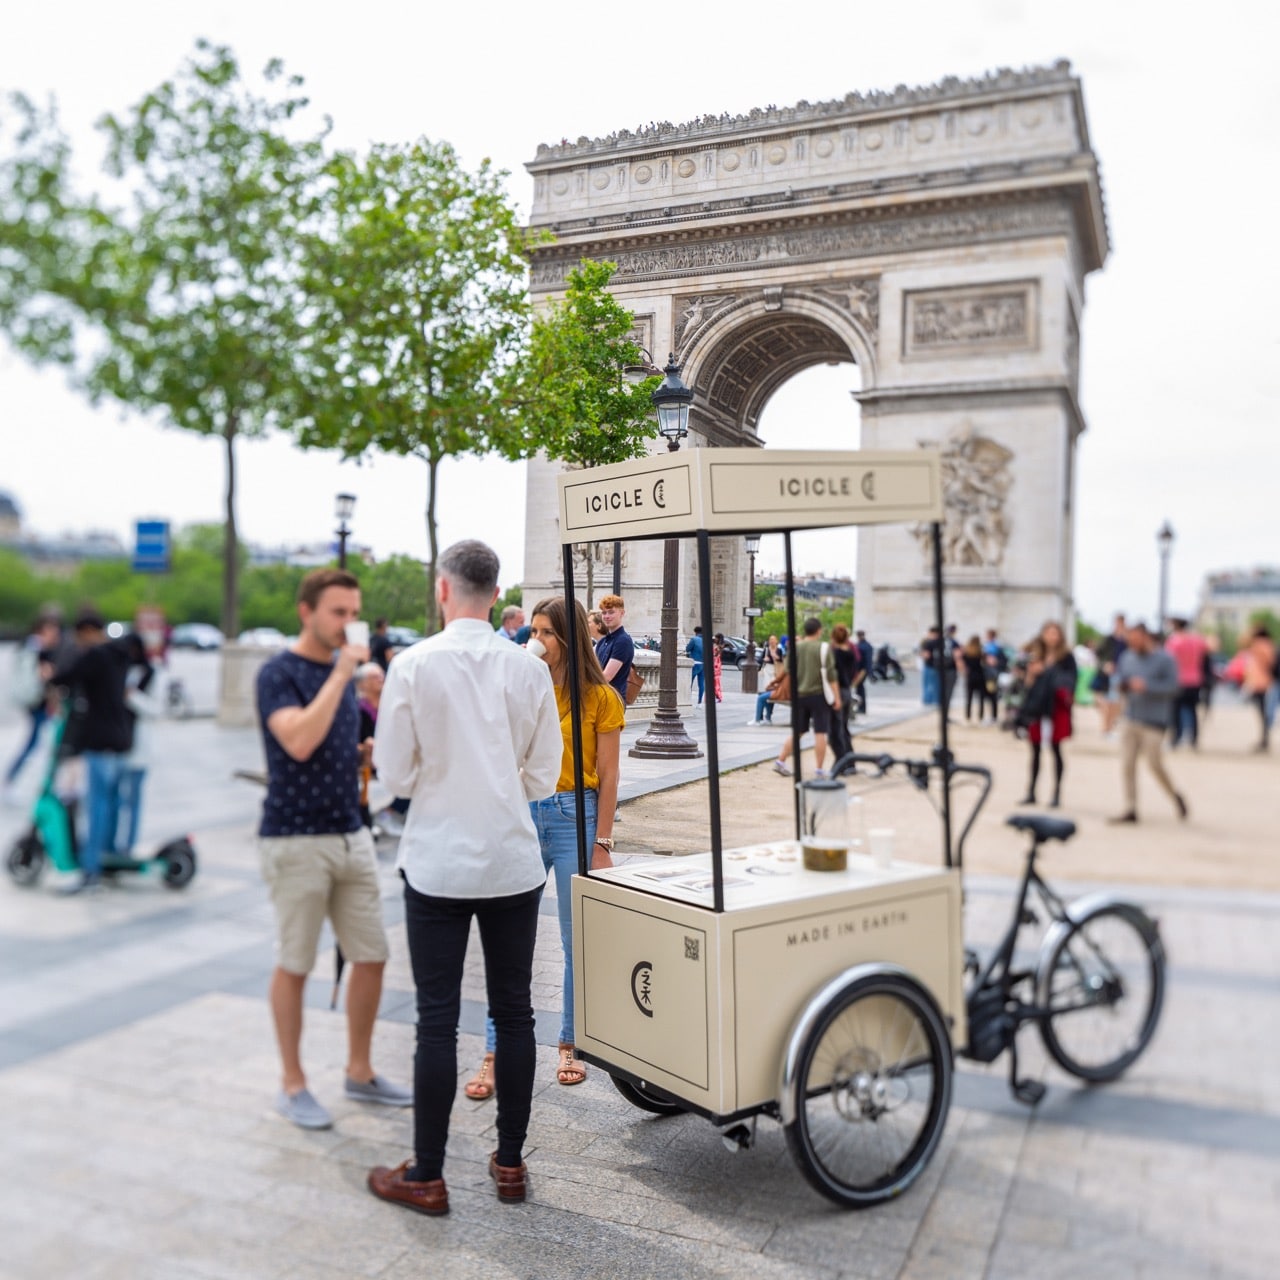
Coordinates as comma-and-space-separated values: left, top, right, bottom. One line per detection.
386, 625, 424, 652
171, 623, 224, 650
718, 636, 749, 667
238, 627, 289, 649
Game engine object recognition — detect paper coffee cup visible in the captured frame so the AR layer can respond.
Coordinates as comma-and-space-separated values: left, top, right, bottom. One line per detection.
344, 620, 370, 649
868, 828, 894, 869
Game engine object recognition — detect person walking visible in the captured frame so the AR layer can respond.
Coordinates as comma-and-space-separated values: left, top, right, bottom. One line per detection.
1108, 622, 1188, 824
772, 617, 839, 778
827, 624, 859, 763
854, 630, 874, 713
1095, 613, 1128, 737
367, 541, 562, 1215
114, 638, 161, 857
920, 626, 943, 706
685, 627, 705, 705
464, 594, 624, 1103
1241, 623, 1277, 752
1017, 622, 1077, 809
594, 594, 635, 706
711, 632, 725, 703
369, 618, 393, 671
1165, 617, 1209, 748
960, 634, 988, 723
4, 615, 60, 802
255, 568, 411, 1131
51, 611, 149, 893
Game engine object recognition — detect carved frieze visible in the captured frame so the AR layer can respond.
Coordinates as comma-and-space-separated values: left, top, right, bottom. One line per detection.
530, 200, 1072, 291
674, 294, 742, 350
912, 426, 1014, 570
814, 278, 880, 333
903, 280, 1038, 358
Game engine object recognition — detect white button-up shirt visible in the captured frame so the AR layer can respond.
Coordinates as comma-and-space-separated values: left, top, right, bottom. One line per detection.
373, 617, 563, 898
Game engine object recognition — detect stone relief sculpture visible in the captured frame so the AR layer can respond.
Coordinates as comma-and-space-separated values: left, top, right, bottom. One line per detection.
913, 427, 1014, 569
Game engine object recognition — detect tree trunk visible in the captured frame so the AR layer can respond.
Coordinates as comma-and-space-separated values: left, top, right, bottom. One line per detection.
221, 415, 240, 639
585, 544, 595, 608
424, 456, 440, 635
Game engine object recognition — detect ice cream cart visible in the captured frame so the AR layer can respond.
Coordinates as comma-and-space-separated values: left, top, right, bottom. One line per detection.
558, 446, 964, 1208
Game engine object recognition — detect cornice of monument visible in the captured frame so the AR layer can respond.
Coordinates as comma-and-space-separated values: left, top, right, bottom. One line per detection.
530, 61, 1083, 165
528, 190, 1096, 291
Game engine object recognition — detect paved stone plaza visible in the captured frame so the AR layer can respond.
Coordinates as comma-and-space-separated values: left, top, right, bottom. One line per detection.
0, 658, 1276, 1279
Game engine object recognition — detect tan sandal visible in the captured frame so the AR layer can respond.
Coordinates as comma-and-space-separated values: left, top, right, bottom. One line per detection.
464, 1052, 495, 1101
556, 1043, 587, 1087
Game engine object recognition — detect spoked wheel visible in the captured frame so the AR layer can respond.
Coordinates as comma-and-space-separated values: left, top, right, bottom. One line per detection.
784, 972, 952, 1208
6, 831, 46, 886
160, 840, 197, 890
1038, 902, 1165, 1082
610, 1074, 684, 1117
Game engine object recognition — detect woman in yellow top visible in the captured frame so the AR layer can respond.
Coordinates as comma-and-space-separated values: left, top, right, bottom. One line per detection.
466, 595, 624, 1099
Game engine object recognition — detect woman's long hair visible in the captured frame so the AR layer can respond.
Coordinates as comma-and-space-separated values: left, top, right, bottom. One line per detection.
532, 596, 609, 698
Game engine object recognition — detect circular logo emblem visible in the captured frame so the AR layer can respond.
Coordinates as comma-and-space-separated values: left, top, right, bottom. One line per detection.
630, 961, 654, 1018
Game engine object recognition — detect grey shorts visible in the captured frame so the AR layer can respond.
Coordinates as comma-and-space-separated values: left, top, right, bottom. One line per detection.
258, 826, 389, 975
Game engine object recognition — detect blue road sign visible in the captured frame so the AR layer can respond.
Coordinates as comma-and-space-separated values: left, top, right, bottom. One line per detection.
133, 519, 171, 574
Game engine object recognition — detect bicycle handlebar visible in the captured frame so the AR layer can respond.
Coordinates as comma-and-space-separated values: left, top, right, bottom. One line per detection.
829, 749, 993, 871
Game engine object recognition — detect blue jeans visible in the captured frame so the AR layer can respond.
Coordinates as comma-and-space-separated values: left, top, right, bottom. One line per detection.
405, 879, 542, 1178
754, 689, 775, 722
922, 665, 939, 706
5, 705, 47, 783
690, 664, 705, 703
82, 751, 125, 878
115, 766, 146, 854
486, 789, 597, 1052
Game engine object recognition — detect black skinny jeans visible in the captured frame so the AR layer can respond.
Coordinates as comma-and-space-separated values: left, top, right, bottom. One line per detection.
404, 880, 543, 1179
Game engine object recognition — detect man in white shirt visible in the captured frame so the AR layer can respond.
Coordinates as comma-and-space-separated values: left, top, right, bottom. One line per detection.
366, 541, 562, 1216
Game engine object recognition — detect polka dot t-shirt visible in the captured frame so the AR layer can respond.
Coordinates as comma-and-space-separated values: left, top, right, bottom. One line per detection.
256, 650, 362, 837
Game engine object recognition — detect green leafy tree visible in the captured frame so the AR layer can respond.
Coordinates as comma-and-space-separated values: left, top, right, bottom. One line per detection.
0, 42, 330, 638
294, 140, 531, 633
361, 555, 430, 630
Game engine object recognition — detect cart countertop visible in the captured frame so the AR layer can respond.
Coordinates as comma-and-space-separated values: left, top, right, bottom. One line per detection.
589, 842, 953, 912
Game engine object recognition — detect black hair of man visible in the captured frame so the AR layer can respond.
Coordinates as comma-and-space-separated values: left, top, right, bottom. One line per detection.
803, 617, 822, 637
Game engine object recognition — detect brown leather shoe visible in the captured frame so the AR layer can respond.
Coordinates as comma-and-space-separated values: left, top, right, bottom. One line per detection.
488, 1152, 528, 1203
367, 1161, 448, 1216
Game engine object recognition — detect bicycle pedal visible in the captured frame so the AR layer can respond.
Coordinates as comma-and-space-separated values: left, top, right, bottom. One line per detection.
1013, 1078, 1047, 1107
1019, 908, 1039, 926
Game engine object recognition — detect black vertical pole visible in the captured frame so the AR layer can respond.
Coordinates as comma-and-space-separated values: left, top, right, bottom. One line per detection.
697, 531, 725, 914
612, 541, 622, 596
784, 532, 802, 839
563, 543, 590, 878
931, 521, 953, 868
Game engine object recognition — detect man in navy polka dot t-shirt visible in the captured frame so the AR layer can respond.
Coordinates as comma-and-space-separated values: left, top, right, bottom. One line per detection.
255, 568, 411, 1131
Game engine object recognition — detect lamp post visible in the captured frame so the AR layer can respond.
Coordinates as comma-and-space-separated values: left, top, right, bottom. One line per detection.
1156, 520, 1175, 637
335, 492, 356, 569
630, 357, 701, 760
740, 533, 762, 695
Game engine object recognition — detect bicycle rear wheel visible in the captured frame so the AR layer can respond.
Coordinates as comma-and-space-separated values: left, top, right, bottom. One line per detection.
1038, 902, 1165, 1082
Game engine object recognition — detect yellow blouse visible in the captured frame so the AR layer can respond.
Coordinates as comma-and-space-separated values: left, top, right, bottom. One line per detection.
554, 682, 625, 793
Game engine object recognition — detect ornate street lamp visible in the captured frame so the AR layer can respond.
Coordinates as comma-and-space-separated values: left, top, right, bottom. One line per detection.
1156, 520, 1175, 637
630, 356, 701, 760
335, 492, 357, 569
740, 533, 762, 695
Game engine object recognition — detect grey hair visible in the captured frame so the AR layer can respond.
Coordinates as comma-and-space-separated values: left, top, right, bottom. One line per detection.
501, 604, 522, 623
438, 539, 499, 599
355, 663, 383, 683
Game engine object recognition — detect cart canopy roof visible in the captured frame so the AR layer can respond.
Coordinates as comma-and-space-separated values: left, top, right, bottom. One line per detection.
557, 448, 942, 543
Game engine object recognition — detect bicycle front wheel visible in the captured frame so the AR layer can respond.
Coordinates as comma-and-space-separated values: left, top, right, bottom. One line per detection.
1038, 902, 1165, 1082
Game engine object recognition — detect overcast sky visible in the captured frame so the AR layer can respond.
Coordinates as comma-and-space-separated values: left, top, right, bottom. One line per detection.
2, 1, 1275, 628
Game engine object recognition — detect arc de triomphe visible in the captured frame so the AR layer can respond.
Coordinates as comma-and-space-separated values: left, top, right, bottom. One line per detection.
521, 62, 1108, 652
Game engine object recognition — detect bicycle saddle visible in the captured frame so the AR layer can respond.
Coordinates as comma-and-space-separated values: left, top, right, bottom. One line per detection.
1005, 814, 1077, 843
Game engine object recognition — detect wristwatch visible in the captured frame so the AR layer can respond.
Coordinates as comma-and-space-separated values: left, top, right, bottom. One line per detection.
594, 837, 615, 851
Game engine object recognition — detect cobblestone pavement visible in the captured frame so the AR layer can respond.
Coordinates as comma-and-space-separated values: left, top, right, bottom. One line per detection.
1, 683, 1276, 1280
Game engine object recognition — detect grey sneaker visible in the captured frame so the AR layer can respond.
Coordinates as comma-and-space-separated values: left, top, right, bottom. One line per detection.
345, 1074, 413, 1107
772, 759, 792, 776
277, 1087, 333, 1130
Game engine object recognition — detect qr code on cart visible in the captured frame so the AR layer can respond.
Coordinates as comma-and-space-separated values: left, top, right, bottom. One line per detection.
684, 936, 700, 961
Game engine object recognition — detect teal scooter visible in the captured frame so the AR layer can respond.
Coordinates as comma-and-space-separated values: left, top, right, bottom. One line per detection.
5, 712, 196, 889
